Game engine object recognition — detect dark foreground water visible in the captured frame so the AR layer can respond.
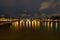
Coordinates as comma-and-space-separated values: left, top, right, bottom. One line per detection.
0, 31, 60, 40
0, 25, 60, 40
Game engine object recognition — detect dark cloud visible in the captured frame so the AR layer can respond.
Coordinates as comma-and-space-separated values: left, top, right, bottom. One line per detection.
0, 0, 60, 17
39, 0, 60, 16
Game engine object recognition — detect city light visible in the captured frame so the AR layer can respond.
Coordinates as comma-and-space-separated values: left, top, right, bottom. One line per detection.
0, 17, 60, 31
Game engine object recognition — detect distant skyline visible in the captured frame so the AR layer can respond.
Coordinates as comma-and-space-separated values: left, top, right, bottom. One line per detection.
0, 0, 60, 17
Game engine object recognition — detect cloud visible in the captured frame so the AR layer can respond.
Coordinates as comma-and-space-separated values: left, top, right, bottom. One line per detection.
38, 0, 60, 16
39, 0, 59, 10
39, 2, 50, 10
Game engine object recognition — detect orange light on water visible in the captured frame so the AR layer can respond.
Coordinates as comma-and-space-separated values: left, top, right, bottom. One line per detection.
26, 19, 31, 29
12, 21, 18, 30
55, 22, 58, 30
20, 20, 25, 29
47, 19, 50, 30
37, 21, 40, 30
50, 22, 53, 29
32, 20, 36, 29
32, 19, 40, 30
11, 18, 59, 31
45, 21, 47, 28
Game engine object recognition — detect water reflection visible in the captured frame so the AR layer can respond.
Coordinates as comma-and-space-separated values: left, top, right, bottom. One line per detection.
47, 21, 50, 30
26, 19, 31, 29
50, 22, 53, 30
11, 19, 60, 32
0, 19, 60, 32
20, 20, 25, 29
55, 22, 58, 30
45, 21, 47, 28
12, 21, 18, 31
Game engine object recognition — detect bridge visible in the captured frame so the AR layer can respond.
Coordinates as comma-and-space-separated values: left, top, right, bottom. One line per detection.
0, 18, 60, 31
0, 18, 60, 22
0, 18, 60, 26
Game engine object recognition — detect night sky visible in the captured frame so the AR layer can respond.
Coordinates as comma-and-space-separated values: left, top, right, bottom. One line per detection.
0, 0, 60, 17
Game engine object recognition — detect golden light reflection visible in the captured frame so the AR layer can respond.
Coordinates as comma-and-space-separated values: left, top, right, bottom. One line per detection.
47, 19, 50, 30
32, 19, 40, 30
20, 20, 25, 29
55, 22, 58, 30
45, 21, 47, 28
32, 20, 36, 29
5, 18, 59, 31
37, 20, 40, 30
50, 22, 53, 29
12, 21, 18, 30
26, 19, 31, 29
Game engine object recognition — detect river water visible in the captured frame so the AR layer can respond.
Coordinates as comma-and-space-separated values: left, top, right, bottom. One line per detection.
0, 21, 60, 40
